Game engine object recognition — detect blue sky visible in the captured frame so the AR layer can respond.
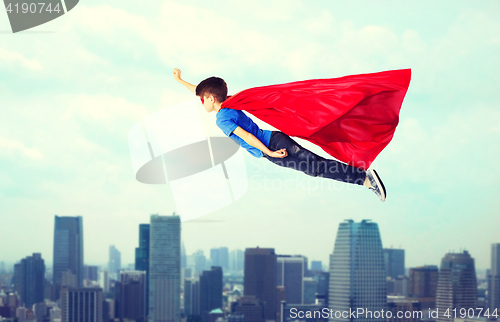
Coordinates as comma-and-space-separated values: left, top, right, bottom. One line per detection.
0, 0, 499, 269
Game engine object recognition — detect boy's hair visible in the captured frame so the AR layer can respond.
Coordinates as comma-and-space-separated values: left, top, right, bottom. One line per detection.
196, 77, 228, 103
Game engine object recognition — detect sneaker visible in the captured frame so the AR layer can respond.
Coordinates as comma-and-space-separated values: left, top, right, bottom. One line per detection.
366, 169, 386, 202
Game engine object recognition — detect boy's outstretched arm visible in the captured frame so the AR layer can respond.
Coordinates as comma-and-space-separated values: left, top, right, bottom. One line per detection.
233, 126, 287, 158
173, 68, 196, 94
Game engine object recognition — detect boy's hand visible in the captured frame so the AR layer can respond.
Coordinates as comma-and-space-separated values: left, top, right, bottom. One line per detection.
267, 148, 287, 158
173, 68, 182, 82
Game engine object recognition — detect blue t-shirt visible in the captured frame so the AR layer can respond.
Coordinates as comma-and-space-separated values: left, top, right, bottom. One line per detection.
216, 108, 272, 158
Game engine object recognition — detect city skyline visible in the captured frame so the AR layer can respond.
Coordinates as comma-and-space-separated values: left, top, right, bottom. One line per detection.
1, 220, 499, 322
0, 233, 496, 272
1, 1, 499, 271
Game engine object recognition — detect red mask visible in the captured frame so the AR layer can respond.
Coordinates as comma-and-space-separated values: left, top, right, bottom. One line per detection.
200, 97, 204, 104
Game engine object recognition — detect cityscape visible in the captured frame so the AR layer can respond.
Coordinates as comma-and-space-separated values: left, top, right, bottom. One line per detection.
0, 215, 499, 322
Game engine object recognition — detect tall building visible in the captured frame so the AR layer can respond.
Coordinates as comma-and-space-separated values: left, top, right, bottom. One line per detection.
314, 271, 330, 304
53, 216, 84, 298
408, 265, 438, 298
84, 265, 99, 282
17, 253, 45, 308
60, 287, 103, 322
218, 248, 229, 270
184, 278, 194, 317
210, 249, 220, 267
181, 242, 187, 269
230, 296, 265, 322
488, 244, 500, 312
210, 248, 229, 270
276, 255, 306, 304
195, 250, 207, 274
191, 278, 201, 316
244, 247, 276, 321
108, 245, 121, 280
230, 249, 244, 272
149, 214, 181, 322
328, 219, 386, 322
136, 223, 150, 316
303, 277, 317, 304
99, 270, 109, 294
387, 297, 421, 322
116, 271, 147, 322
436, 251, 477, 322
199, 267, 223, 320
311, 261, 322, 271
384, 249, 405, 279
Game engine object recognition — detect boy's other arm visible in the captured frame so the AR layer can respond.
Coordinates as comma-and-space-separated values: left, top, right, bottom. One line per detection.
233, 126, 287, 158
173, 68, 196, 94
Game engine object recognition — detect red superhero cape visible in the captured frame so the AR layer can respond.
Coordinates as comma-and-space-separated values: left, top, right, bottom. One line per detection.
220, 68, 411, 170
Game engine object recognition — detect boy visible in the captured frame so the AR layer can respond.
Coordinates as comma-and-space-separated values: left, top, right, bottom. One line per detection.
173, 68, 387, 201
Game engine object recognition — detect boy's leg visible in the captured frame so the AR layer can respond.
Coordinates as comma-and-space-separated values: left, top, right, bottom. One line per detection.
264, 131, 366, 185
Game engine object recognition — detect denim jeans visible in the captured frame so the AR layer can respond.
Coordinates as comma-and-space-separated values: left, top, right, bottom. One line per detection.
263, 131, 366, 185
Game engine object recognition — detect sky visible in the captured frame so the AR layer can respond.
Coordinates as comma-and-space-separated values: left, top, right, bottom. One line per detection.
0, 0, 499, 270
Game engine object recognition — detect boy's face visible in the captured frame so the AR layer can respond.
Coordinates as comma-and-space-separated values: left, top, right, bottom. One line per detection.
200, 94, 217, 113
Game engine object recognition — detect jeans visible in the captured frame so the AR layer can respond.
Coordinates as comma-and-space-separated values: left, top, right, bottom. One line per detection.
263, 131, 366, 185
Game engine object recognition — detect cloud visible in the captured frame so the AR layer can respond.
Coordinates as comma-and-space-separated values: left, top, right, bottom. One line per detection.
0, 136, 43, 160
61, 94, 149, 122
0, 48, 43, 71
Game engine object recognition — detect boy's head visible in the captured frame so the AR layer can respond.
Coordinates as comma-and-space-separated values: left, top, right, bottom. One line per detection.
196, 77, 228, 104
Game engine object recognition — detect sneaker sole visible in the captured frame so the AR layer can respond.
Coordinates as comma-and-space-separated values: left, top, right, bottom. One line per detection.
371, 169, 386, 202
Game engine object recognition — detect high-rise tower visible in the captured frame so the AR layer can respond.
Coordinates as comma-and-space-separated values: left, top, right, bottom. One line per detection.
384, 249, 405, 279
17, 253, 45, 307
276, 255, 306, 304
108, 245, 121, 280
199, 266, 223, 320
53, 216, 84, 298
436, 251, 477, 322
408, 265, 438, 298
136, 224, 150, 317
244, 247, 276, 321
149, 214, 181, 322
328, 219, 386, 322
489, 244, 500, 313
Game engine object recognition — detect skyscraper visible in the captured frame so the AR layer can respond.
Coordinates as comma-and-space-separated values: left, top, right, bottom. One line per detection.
84, 265, 99, 282
136, 224, 150, 273
328, 219, 386, 322
17, 253, 45, 308
303, 277, 317, 304
53, 216, 84, 298
195, 250, 207, 274
276, 255, 306, 304
184, 278, 194, 317
244, 247, 276, 321
230, 249, 244, 272
488, 244, 500, 312
200, 267, 223, 321
311, 261, 322, 271
314, 271, 330, 305
116, 271, 147, 322
149, 214, 181, 322
218, 248, 229, 270
384, 248, 405, 279
436, 251, 477, 322
210, 249, 220, 267
108, 245, 121, 280
60, 287, 103, 322
231, 296, 265, 322
181, 242, 187, 269
408, 265, 438, 298
136, 223, 150, 317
